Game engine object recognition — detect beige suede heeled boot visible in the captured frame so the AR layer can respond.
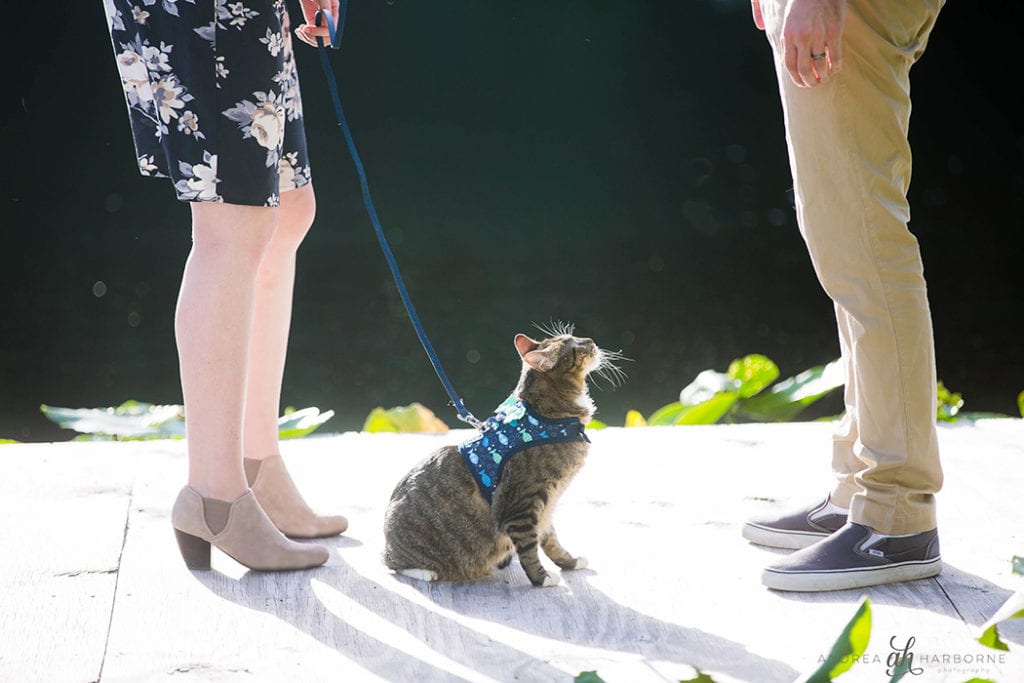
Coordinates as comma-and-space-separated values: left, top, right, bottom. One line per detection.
171, 486, 329, 571
245, 455, 349, 538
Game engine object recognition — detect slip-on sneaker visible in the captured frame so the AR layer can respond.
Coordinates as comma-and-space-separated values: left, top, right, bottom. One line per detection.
743, 496, 848, 549
761, 522, 941, 592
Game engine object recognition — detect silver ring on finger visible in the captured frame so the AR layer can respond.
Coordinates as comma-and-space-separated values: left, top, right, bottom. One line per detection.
811, 52, 827, 61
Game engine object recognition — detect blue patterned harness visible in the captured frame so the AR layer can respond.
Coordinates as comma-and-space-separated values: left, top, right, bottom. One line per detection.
459, 396, 590, 504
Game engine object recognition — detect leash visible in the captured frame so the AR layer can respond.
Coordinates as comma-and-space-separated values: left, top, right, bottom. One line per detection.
312, 3, 483, 429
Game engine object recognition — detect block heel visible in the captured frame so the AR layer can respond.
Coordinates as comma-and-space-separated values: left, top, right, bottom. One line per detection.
170, 486, 329, 571
174, 529, 211, 569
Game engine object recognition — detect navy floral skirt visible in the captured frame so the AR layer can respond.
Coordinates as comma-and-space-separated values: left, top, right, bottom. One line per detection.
103, 0, 312, 207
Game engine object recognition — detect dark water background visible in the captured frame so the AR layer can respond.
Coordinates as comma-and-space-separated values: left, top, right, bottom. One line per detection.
2, 1, 1022, 441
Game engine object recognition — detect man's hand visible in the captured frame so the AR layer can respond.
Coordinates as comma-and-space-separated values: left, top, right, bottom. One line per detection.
753, 0, 845, 88
294, 0, 340, 48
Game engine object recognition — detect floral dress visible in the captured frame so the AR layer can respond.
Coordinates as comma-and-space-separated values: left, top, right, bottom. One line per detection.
102, 0, 312, 207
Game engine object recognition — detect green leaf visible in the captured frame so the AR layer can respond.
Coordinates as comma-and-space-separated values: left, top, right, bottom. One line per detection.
679, 369, 736, 406
976, 625, 1010, 652
679, 668, 720, 682
936, 381, 964, 423
277, 407, 334, 440
799, 598, 872, 683
363, 407, 399, 433
574, 672, 606, 683
727, 354, 780, 398
675, 393, 739, 425
624, 409, 648, 428
362, 403, 449, 433
737, 359, 844, 422
977, 591, 1024, 651
647, 401, 687, 426
1018, 390, 1024, 418
41, 401, 186, 440
887, 653, 912, 683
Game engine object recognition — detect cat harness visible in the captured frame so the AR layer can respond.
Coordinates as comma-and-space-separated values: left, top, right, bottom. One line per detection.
459, 395, 590, 504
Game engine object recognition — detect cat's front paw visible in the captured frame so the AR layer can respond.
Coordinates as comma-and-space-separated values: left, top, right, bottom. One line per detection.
541, 574, 562, 588
398, 568, 439, 582
570, 556, 588, 570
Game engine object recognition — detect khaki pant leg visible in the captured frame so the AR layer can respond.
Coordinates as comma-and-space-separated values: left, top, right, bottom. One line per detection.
759, 0, 945, 534
829, 310, 860, 510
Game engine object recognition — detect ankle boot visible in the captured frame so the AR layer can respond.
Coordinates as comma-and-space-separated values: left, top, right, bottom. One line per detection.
245, 455, 349, 539
171, 486, 329, 571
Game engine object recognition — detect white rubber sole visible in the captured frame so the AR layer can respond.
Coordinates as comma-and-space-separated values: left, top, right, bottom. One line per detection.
742, 522, 831, 550
762, 558, 942, 592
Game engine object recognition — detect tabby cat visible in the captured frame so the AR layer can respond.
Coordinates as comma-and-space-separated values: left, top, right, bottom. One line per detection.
382, 327, 623, 587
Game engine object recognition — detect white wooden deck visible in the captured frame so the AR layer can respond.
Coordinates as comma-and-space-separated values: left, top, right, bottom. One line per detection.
2, 421, 1023, 683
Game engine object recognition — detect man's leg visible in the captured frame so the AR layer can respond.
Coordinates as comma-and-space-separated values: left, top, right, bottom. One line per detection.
753, 0, 944, 590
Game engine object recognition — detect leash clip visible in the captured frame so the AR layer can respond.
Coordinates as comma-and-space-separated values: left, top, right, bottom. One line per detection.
455, 410, 484, 431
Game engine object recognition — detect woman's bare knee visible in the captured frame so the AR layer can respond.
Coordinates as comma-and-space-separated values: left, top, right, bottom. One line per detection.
275, 184, 317, 250
190, 200, 279, 263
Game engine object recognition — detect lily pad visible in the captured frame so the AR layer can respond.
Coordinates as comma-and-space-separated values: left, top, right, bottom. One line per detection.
41, 400, 186, 440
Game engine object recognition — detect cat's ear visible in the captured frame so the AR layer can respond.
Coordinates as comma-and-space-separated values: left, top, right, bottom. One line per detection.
514, 334, 540, 357
515, 334, 557, 372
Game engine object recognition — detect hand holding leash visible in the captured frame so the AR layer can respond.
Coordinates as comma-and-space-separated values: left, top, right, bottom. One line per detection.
295, 0, 341, 49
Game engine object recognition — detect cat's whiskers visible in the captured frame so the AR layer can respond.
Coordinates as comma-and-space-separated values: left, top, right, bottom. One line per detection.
589, 348, 630, 389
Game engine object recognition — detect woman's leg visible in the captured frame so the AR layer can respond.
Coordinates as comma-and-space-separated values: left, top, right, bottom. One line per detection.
239, 184, 348, 538
176, 200, 278, 501
171, 198, 330, 570
243, 183, 316, 459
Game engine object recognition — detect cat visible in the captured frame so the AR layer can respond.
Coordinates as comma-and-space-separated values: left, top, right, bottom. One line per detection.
382, 325, 624, 587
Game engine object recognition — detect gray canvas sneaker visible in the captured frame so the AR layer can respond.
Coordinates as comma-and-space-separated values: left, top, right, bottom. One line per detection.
743, 496, 848, 549
761, 522, 942, 592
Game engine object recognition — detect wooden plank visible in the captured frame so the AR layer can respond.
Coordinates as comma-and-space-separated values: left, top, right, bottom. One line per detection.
932, 419, 1024, 660
0, 443, 135, 683
6, 421, 1023, 682
102, 422, 1024, 682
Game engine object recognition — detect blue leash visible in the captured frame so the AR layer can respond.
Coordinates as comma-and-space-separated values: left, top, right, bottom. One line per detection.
312, 4, 482, 429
